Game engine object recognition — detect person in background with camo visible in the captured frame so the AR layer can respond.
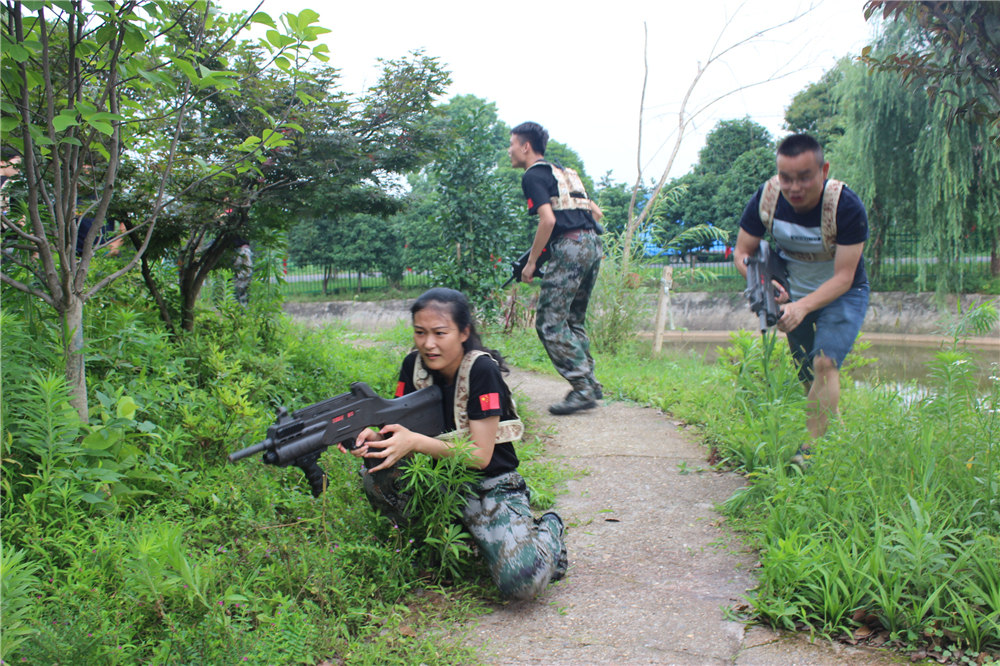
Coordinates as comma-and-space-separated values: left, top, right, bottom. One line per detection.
340, 288, 567, 599
233, 236, 253, 307
508, 121, 604, 415
734, 133, 869, 465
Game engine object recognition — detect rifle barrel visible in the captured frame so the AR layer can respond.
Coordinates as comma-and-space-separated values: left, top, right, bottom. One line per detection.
228, 440, 267, 463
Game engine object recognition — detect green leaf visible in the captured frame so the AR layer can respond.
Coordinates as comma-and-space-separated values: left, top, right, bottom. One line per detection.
116, 396, 138, 420
123, 25, 147, 53
83, 428, 120, 451
2, 43, 32, 63
298, 9, 321, 26
251, 12, 277, 28
171, 58, 198, 85
78, 492, 111, 505
86, 119, 114, 136
274, 55, 290, 71
75, 100, 98, 116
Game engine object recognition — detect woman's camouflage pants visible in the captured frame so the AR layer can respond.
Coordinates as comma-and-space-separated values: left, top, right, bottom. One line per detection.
362, 467, 566, 600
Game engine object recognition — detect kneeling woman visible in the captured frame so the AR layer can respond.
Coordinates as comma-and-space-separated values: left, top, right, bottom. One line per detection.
340, 287, 566, 599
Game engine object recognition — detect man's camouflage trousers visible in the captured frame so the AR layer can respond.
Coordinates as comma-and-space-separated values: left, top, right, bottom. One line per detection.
362, 466, 567, 599
537, 230, 602, 393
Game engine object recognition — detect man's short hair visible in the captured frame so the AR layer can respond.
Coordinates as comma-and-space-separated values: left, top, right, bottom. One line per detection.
511, 122, 549, 156
777, 133, 823, 165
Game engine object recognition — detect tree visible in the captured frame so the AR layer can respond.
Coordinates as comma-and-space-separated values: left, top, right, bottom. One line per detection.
836, 22, 1000, 288
621, 9, 815, 273
863, 1, 1000, 142
696, 117, 772, 177
710, 145, 775, 235
594, 174, 638, 236
784, 64, 848, 151
657, 118, 773, 243
0, 1, 328, 420
430, 96, 522, 303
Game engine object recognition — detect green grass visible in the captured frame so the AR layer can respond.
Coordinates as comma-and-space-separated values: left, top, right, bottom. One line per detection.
492, 324, 1000, 662
0, 291, 566, 665
4, 278, 998, 664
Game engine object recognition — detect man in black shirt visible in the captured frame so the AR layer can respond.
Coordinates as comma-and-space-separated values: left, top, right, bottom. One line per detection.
734, 134, 870, 457
509, 122, 604, 415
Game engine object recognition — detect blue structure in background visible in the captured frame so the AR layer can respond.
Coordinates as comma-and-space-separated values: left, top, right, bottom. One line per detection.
638, 227, 729, 260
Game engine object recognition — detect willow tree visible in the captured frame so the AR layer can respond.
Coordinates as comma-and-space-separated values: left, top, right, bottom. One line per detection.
835, 20, 1000, 292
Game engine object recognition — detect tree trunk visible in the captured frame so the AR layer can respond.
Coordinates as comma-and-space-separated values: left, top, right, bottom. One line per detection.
991, 230, 999, 278
61, 295, 89, 422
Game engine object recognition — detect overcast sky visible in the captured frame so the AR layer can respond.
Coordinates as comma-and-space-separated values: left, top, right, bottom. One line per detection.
227, 0, 878, 183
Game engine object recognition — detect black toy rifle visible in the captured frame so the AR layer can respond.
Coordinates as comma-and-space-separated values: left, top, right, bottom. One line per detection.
743, 240, 789, 334
502, 246, 550, 288
229, 382, 444, 497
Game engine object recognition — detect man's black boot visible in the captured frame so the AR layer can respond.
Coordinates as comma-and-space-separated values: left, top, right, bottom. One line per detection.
548, 390, 597, 415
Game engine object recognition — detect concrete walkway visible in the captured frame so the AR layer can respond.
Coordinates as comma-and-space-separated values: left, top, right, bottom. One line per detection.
459, 367, 905, 666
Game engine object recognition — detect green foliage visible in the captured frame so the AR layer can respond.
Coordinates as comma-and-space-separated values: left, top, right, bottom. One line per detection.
696, 117, 774, 178
836, 23, 1000, 293
1, 273, 576, 663
399, 445, 481, 581
582, 328, 1000, 659
659, 117, 773, 241
784, 64, 848, 151
430, 96, 523, 306
0, 544, 42, 661
863, 1, 1000, 142
587, 232, 654, 354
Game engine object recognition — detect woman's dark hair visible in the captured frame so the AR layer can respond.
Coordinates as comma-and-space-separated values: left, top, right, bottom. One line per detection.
411, 288, 508, 372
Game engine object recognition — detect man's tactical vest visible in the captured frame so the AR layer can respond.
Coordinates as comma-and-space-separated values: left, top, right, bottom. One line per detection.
529, 160, 593, 213
758, 175, 844, 262
412, 350, 524, 444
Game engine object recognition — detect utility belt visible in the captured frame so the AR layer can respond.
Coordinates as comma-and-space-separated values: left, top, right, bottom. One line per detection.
557, 227, 595, 242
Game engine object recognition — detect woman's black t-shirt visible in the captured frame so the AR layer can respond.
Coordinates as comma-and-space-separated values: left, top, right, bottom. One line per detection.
396, 351, 519, 478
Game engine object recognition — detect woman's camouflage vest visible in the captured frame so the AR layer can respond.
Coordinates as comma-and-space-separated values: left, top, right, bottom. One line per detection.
412, 350, 524, 444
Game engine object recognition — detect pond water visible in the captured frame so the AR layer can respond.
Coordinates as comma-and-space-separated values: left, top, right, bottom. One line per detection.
658, 336, 998, 393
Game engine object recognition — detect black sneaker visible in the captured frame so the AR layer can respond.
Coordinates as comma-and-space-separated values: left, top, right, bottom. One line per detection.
548, 390, 597, 415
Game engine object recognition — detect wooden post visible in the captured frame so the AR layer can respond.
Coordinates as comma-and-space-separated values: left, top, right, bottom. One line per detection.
653, 266, 674, 354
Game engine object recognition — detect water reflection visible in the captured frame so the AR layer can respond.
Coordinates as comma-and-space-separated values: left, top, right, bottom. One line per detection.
658, 336, 998, 392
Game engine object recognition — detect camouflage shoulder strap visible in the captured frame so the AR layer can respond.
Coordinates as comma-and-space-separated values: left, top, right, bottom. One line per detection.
758, 175, 843, 262
413, 351, 524, 444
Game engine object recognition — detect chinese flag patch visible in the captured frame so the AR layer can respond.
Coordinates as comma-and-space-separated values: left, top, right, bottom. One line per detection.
479, 392, 500, 411
395, 381, 406, 397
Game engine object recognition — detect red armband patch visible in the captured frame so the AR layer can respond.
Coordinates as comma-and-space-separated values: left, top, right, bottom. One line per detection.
395, 381, 405, 397
526, 197, 534, 210
478, 392, 500, 411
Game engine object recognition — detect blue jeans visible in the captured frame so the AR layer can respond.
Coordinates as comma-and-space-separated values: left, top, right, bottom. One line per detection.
786, 285, 869, 384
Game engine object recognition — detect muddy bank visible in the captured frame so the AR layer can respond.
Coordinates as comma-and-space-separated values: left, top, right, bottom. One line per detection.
283, 292, 999, 338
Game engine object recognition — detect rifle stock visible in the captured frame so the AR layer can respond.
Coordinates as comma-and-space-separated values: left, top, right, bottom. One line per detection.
501, 245, 550, 288
229, 382, 444, 497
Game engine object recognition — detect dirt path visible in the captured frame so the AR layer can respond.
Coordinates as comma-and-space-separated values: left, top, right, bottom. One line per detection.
459, 367, 904, 666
